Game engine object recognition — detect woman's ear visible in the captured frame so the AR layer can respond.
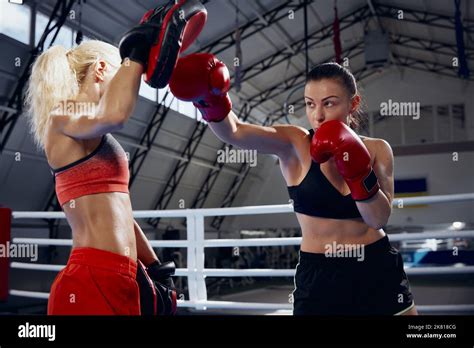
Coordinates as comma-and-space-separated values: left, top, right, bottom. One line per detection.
350, 94, 361, 113
94, 60, 107, 82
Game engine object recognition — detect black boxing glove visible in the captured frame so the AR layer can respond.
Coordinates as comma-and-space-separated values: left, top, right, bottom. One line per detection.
137, 260, 177, 315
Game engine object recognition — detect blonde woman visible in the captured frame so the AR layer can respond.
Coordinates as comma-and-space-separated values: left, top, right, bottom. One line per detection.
24, 0, 199, 314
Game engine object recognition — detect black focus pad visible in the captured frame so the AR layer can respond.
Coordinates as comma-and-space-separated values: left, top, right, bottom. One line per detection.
136, 260, 157, 315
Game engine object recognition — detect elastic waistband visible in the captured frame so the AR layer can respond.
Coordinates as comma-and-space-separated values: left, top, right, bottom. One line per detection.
299, 235, 391, 263
68, 247, 137, 278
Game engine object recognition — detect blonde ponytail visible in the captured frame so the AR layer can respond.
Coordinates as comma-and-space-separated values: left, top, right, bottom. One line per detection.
25, 40, 121, 150
25, 45, 78, 149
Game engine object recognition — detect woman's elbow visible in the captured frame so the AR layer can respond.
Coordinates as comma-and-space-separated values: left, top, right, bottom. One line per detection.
365, 211, 390, 230
368, 221, 387, 230
102, 112, 127, 130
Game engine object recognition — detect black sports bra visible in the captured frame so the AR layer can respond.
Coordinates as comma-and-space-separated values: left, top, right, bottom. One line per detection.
286, 129, 362, 219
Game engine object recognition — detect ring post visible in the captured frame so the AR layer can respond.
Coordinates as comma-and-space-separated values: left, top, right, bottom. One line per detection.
185, 213, 198, 305
194, 214, 207, 309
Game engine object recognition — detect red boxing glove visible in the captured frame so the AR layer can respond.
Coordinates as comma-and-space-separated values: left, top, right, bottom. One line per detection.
169, 53, 232, 122
310, 120, 380, 201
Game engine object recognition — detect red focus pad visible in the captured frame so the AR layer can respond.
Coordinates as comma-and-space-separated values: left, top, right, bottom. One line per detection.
0, 206, 12, 302
181, 2, 207, 52
145, 0, 207, 88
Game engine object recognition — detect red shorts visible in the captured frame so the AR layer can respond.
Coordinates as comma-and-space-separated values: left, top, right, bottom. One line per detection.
47, 247, 140, 315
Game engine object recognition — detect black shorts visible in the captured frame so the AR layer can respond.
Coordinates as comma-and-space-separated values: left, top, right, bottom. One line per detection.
293, 236, 414, 315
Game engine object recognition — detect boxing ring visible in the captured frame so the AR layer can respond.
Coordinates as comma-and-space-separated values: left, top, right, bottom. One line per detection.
6, 193, 474, 314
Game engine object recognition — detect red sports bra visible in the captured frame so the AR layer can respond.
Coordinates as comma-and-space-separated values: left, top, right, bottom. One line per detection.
51, 134, 129, 206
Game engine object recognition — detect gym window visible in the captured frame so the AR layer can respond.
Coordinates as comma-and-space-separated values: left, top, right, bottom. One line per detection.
0, 1, 31, 45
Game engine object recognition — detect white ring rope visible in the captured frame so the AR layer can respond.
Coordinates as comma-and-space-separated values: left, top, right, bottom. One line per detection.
11, 238, 189, 248
9, 262, 474, 276
11, 193, 474, 220
9, 262, 190, 276
11, 230, 474, 248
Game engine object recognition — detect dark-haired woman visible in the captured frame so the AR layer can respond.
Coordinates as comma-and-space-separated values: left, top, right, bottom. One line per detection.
169, 53, 416, 315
